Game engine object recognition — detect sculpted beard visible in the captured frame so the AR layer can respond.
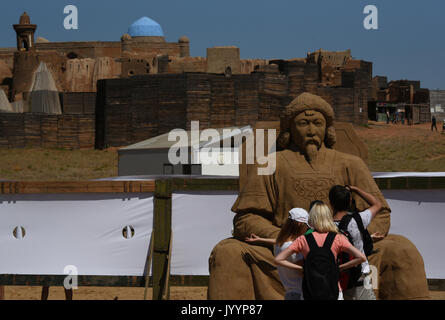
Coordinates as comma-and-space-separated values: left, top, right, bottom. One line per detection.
304, 141, 320, 163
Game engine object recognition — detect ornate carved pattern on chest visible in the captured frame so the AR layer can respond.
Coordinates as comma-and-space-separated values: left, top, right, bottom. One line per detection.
294, 177, 336, 201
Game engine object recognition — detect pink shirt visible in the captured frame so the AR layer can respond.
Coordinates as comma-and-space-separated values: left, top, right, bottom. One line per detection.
289, 232, 351, 292
289, 232, 351, 259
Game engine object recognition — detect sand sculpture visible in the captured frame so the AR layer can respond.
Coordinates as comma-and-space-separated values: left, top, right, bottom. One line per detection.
208, 93, 429, 300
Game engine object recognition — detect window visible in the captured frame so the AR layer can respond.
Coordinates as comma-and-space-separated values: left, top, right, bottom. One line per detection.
67, 52, 79, 59
22, 40, 29, 51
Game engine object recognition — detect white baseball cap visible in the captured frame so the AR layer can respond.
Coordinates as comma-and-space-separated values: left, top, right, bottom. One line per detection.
288, 208, 309, 225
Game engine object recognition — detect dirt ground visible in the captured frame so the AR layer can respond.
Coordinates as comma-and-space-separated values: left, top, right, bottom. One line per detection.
4, 286, 445, 300
3, 286, 208, 300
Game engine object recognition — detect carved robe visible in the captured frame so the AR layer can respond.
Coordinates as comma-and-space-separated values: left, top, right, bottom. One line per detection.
208, 146, 429, 300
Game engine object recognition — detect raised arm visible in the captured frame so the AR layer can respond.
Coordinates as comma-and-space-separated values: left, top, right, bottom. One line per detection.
346, 156, 391, 236
349, 185, 382, 219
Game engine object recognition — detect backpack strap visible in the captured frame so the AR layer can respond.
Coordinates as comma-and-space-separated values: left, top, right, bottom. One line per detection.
351, 212, 367, 235
304, 233, 319, 251
323, 232, 337, 250
338, 214, 353, 232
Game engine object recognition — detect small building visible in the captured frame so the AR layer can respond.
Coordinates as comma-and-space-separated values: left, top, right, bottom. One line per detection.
369, 78, 430, 124
430, 90, 445, 123
118, 126, 253, 176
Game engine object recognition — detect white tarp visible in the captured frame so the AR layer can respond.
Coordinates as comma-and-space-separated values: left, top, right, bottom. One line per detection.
373, 172, 445, 178
170, 190, 445, 279
0, 89, 13, 113
0, 193, 153, 276
171, 192, 236, 275
0, 189, 443, 279
383, 190, 445, 279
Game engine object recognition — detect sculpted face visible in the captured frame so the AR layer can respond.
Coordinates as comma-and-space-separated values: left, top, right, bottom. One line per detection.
290, 110, 326, 161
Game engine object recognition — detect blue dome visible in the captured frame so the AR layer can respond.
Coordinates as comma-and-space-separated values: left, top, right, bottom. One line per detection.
128, 17, 164, 37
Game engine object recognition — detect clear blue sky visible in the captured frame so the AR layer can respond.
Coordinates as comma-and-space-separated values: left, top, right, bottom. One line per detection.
1, 0, 444, 89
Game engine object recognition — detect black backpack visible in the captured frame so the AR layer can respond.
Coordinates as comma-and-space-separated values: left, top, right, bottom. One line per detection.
337, 212, 374, 289
302, 232, 339, 300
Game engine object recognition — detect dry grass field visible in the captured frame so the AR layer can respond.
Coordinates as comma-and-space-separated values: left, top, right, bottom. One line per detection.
0, 122, 443, 182
355, 122, 445, 172
0, 121, 444, 300
0, 148, 117, 181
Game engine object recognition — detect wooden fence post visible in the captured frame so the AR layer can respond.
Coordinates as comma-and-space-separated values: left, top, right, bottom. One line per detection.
152, 179, 172, 300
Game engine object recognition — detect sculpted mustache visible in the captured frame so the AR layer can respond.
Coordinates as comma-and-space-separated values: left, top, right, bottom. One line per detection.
304, 138, 321, 146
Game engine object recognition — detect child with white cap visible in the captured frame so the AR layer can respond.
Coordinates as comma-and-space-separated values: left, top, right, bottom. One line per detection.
245, 207, 313, 300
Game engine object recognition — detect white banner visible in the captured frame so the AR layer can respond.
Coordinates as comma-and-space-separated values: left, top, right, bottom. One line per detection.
0, 189, 443, 280
171, 192, 236, 275
0, 193, 153, 276
384, 190, 445, 279
372, 172, 445, 178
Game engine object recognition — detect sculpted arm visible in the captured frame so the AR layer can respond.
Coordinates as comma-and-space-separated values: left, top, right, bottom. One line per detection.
346, 157, 391, 236
233, 213, 280, 240
231, 168, 280, 241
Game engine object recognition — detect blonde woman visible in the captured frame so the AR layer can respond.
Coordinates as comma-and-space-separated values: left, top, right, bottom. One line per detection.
275, 202, 365, 300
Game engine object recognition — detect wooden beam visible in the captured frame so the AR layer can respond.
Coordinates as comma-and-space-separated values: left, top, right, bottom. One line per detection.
0, 181, 156, 194
428, 279, 445, 291
170, 275, 209, 287
0, 274, 210, 287
374, 177, 445, 190
0, 275, 149, 287
152, 179, 172, 300
171, 178, 239, 191
1, 177, 444, 195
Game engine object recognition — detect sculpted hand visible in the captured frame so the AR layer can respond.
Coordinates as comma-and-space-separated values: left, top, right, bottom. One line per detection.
371, 232, 385, 242
245, 234, 262, 243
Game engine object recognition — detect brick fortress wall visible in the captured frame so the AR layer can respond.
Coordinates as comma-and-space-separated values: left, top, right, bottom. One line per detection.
1, 56, 372, 149
0, 92, 95, 149
96, 60, 371, 148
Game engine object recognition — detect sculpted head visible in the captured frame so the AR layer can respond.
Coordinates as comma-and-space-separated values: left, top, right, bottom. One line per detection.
291, 110, 326, 151
278, 93, 336, 160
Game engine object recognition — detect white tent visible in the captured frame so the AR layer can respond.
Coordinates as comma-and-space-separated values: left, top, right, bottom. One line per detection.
0, 89, 13, 113
29, 62, 62, 114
